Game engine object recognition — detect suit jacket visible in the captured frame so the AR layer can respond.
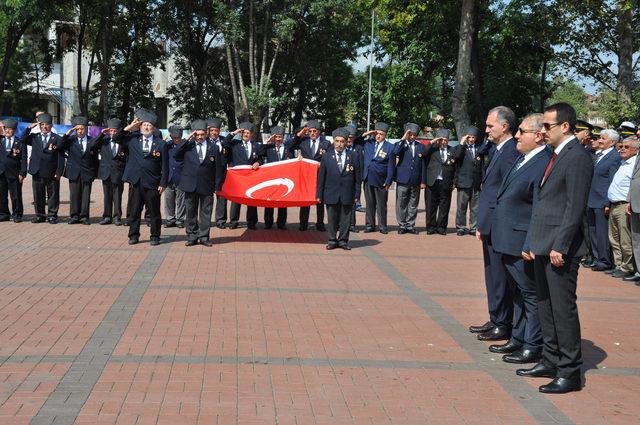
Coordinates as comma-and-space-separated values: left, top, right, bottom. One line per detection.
528, 137, 594, 256
221, 133, 263, 167
208, 137, 229, 191
316, 148, 362, 205
57, 134, 100, 181
392, 140, 427, 186
0, 136, 28, 179
260, 142, 295, 163
289, 135, 331, 161
174, 140, 221, 195
627, 152, 640, 212
423, 144, 456, 189
491, 148, 552, 256
22, 132, 65, 179
167, 141, 184, 186
112, 130, 168, 189
477, 138, 519, 234
96, 135, 127, 183
452, 142, 484, 189
587, 148, 621, 208
362, 138, 396, 187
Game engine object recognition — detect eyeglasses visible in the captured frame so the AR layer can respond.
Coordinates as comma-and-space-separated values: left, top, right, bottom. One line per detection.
619, 145, 634, 150
542, 122, 561, 130
518, 128, 539, 134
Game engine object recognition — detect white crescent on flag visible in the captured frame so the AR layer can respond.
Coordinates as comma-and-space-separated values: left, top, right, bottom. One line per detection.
245, 178, 295, 200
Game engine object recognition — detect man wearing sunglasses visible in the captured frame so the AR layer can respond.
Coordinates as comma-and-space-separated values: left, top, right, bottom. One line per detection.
517, 102, 593, 394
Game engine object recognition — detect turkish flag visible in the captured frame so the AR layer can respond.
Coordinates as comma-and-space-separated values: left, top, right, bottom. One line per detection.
218, 158, 320, 208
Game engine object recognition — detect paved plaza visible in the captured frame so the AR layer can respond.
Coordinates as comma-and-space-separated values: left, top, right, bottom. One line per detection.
0, 181, 638, 425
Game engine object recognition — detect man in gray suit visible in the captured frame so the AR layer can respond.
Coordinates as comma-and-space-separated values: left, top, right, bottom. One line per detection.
517, 103, 593, 394
624, 137, 640, 284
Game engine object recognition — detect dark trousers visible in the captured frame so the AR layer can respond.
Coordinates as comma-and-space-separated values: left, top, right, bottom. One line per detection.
364, 182, 388, 230
215, 194, 227, 225
582, 209, 592, 260
127, 184, 148, 221
534, 255, 582, 379
588, 207, 611, 267
481, 234, 513, 327
299, 204, 324, 229
326, 203, 352, 244
425, 180, 452, 231
102, 180, 124, 219
128, 183, 161, 240
396, 183, 420, 229
503, 255, 542, 350
0, 175, 23, 218
350, 204, 357, 227
68, 178, 93, 219
230, 202, 257, 226
32, 175, 59, 218
264, 207, 287, 228
185, 192, 214, 242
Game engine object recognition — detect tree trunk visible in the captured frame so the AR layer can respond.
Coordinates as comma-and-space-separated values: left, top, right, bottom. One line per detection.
0, 22, 30, 99
451, 0, 475, 138
97, 1, 115, 123
76, 11, 87, 117
616, 0, 633, 101
469, 0, 485, 125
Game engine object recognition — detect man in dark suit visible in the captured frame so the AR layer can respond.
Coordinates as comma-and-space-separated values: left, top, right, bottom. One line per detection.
517, 103, 593, 394
361, 122, 395, 234
470, 106, 520, 341
112, 109, 168, 245
586, 129, 621, 271
452, 126, 484, 236
0, 119, 27, 222
317, 127, 362, 250
96, 118, 127, 226
393, 122, 426, 234
289, 120, 330, 231
164, 125, 186, 229
206, 118, 228, 229
221, 121, 263, 229
259, 125, 293, 229
174, 120, 221, 247
574, 120, 595, 267
22, 113, 65, 224
58, 117, 100, 225
489, 113, 551, 365
345, 124, 364, 233
423, 129, 456, 235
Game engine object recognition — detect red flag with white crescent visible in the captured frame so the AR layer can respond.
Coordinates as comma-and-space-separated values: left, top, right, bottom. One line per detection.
218, 158, 320, 208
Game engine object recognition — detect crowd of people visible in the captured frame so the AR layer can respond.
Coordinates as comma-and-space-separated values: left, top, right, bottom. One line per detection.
2, 103, 640, 395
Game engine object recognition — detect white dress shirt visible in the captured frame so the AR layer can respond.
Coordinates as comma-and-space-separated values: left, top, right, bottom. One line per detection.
608, 156, 637, 202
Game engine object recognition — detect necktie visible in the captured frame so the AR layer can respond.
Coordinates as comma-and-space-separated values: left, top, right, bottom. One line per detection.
515, 155, 526, 170
278, 146, 282, 160
595, 151, 603, 163
42, 134, 48, 147
441, 149, 446, 162
541, 152, 557, 184
337, 152, 344, 172
79, 138, 84, 153
143, 138, 150, 152
470, 145, 475, 158
198, 143, 204, 163
244, 142, 250, 157
375, 142, 381, 157
5, 138, 11, 152
410, 142, 415, 158
111, 141, 117, 157
311, 140, 317, 155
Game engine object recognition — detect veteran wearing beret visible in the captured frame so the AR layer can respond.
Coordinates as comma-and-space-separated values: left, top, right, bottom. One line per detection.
422, 129, 456, 235
164, 125, 186, 229
94, 118, 127, 225
206, 118, 229, 229
452, 125, 485, 236
0, 119, 27, 222
260, 125, 294, 229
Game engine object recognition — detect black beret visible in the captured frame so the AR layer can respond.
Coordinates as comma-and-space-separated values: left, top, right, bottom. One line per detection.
168, 125, 183, 138
239, 122, 255, 133
345, 124, 357, 136
403, 122, 420, 135
37, 113, 53, 125
71, 116, 88, 126
206, 118, 222, 129
270, 125, 285, 137
306, 119, 321, 130
575, 120, 593, 132
466, 125, 483, 138
435, 129, 450, 139
191, 120, 207, 131
332, 127, 350, 139
374, 122, 389, 133
2, 119, 18, 129
134, 108, 158, 126
106, 118, 122, 129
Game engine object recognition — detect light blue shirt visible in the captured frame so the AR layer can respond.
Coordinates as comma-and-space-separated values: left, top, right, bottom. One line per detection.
608, 156, 637, 202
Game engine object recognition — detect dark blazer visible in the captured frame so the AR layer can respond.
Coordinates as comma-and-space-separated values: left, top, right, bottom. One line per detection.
491, 148, 552, 256
423, 144, 456, 189
587, 148, 621, 208
112, 130, 169, 189
0, 136, 28, 179
528, 137, 594, 256
22, 132, 65, 179
289, 135, 331, 161
221, 133, 263, 166
362, 138, 395, 187
96, 135, 127, 183
452, 142, 485, 189
392, 140, 428, 186
174, 140, 220, 196
316, 148, 362, 205
208, 137, 228, 191
167, 141, 184, 186
57, 134, 100, 181
477, 138, 519, 234
260, 142, 295, 163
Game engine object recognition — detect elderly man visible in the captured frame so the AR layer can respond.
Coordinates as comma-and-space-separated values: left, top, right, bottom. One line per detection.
587, 129, 621, 271
96, 118, 127, 226
452, 125, 485, 236
0, 119, 27, 222
605, 137, 638, 279
626, 138, 640, 284
345, 124, 364, 232
206, 118, 229, 229
393, 122, 426, 234
423, 129, 456, 235
164, 125, 186, 229
316, 127, 361, 250
260, 125, 293, 229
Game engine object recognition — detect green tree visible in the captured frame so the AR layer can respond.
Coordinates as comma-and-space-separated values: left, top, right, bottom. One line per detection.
547, 78, 590, 118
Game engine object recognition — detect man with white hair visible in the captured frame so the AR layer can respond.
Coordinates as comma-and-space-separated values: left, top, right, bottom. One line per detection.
587, 129, 621, 272
0, 119, 27, 222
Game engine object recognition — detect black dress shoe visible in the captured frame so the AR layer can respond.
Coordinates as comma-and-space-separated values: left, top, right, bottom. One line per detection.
299, 225, 307, 231
228, 223, 239, 229
437, 228, 447, 235
150, 238, 160, 246
623, 274, 640, 282
176, 222, 185, 228
13, 217, 22, 223
604, 268, 618, 275
81, 218, 90, 225
379, 228, 388, 234
128, 237, 139, 245
68, 217, 80, 224
488, 340, 522, 354
99, 218, 112, 225
0, 216, 10, 222
516, 362, 557, 378
363, 227, 375, 233
200, 239, 213, 247
316, 224, 326, 231
339, 243, 351, 250
47, 217, 57, 224
398, 228, 407, 234
349, 226, 359, 233
503, 348, 542, 364
592, 264, 613, 272
539, 377, 581, 394
114, 218, 122, 226
216, 223, 226, 229
277, 225, 287, 230
326, 243, 337, 250
456, 229, 466, 236
426, 229, 436, 235
264, 224, 273, 229
612, 270, 633, 279
123, 219, 130, 226
477, 326, 510, 341
406, 228, 418, 234
247, 224, 257, 230
469, 321, 493, 333
185, 240, 198, 247
164, 221, 177, 228
31, 217, 46, 223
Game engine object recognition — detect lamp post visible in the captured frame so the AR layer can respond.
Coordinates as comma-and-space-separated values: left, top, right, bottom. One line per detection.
366, 8, 375, 131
